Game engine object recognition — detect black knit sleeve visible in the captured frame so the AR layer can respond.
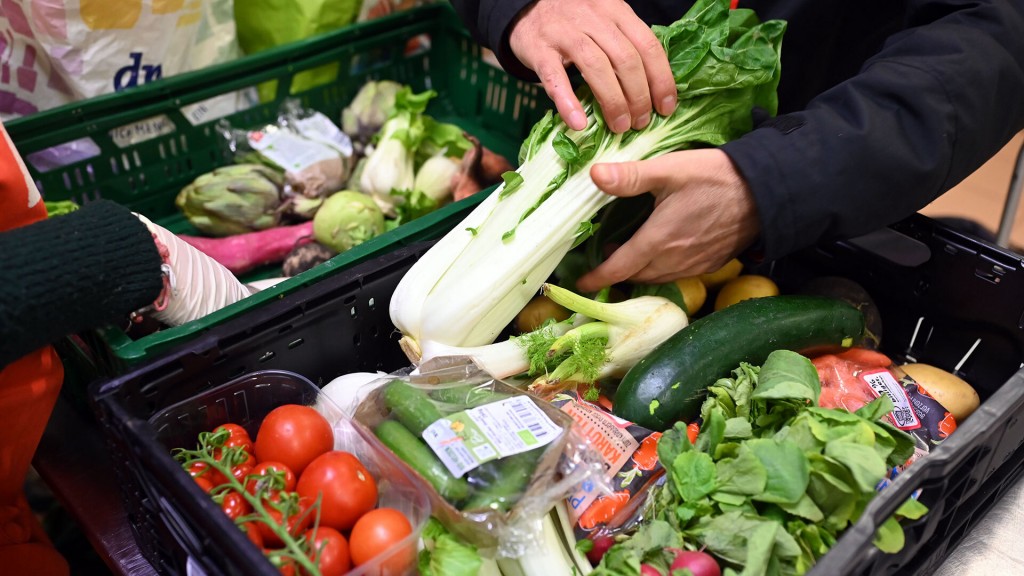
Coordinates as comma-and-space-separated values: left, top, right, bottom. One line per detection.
0, 200, 163, 368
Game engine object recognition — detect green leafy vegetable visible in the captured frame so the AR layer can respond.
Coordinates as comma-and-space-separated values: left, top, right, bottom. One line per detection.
596, 348, 927, 576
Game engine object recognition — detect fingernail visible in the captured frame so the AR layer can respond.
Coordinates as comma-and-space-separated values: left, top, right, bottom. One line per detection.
660, 95, 677, 115
611, 114, 630, 133
634, 112, 650, 130
569, 110, 588, 130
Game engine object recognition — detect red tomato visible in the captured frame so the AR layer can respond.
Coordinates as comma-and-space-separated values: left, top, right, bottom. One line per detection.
239, 521, 264, 549
229, 454, 256, 485
187, 461, 226, 487
193, 475, 214, 493
296, 451, 378, 531
348, 508, 414, 568
304, 526, 351, 576
246, 461, 297, 495
214, 423, 253, 452
257, 494, 315, 548
219, 491, 251, 521
255, 405, 334, 476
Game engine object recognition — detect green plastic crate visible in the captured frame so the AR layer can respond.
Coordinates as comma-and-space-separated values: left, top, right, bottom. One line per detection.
5, 4, 550, 373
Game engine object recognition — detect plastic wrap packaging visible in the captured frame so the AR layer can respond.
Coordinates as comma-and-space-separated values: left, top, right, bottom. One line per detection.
351, 363, 608, 558
547, 391, 667, 545
812, 348, 958, 477
218, 99, 354, 201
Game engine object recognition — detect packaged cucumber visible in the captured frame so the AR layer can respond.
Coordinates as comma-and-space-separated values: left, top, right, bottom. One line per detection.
351, 362, 607, 557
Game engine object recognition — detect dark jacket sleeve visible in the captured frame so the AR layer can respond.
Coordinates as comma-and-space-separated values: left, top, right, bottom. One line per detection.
0, 200, 163, 368
721, 0, 1024, 259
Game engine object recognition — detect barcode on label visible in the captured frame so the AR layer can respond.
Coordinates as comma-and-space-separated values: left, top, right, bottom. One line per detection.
861, 369, 921, 430
510, 396, 552, 442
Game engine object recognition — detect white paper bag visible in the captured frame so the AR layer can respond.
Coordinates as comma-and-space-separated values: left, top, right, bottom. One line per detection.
0, 0, 242, 120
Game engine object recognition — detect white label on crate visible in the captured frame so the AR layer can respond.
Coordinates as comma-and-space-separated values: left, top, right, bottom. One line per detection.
109, 114, 176, 148
422, 395, 562, 478
861, 368, 922, 430
186, 556, 209, 576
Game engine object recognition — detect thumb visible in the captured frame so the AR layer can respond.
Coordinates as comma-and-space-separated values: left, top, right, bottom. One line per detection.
590, 157, 674, 198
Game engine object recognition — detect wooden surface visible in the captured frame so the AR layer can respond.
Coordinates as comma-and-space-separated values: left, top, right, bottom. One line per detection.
33, 395, 158, 576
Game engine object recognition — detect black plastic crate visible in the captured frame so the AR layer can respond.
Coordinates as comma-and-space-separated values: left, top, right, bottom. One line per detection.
90, 215, 1024, 575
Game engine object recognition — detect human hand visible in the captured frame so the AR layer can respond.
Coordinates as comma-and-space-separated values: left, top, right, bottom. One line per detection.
576, 149, 760, 291
508, 0, 677, 133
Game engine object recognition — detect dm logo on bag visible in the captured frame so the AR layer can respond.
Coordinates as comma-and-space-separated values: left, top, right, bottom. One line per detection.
113, 52, 163, 91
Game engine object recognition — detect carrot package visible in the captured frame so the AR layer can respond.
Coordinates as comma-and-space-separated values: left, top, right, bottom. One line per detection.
351, 364, 606, 556
549, 391, 668, 543
812, 348, 961, 474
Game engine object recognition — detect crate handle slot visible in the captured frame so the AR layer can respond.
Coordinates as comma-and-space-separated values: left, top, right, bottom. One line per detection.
847, 227, 932, 267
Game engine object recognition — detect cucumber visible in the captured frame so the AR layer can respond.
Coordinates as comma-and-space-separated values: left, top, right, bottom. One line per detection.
462, 449, 542, 512
613, 295, 865, 430
373, 419, 472, 505
381, 380, 444, 436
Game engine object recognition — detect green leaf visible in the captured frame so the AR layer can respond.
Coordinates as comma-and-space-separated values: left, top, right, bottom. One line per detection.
779, 493, 824, 523
671, 451, 717, 502
630, 282, 688, 314
895, 497, 929, 521
724, 417, 753, 439
498, 171, 524, 199
716, 444, 767, 496
658, 422, 695, 466
518, 109, 555, 164
553, 132, 581, 165
390, 188, 439, 225
873, 517, 906, 554
746, 438, 810, 505
824, 441, 888, 493
571, 221, 599, 250
696, 406, 726, 456
854, 395, 894, 422
751, 350, 820, 405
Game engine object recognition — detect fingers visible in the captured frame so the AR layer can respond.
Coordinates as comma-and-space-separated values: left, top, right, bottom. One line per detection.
534, 56, 589, 131
577, 235, 653, 292
616, 18, 677, 117
590, 156, 677, 198
506, 0, 675, 134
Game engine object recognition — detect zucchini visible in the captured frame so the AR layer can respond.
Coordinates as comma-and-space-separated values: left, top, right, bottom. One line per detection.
373, 419, 472, 505
613, 295, 865, 430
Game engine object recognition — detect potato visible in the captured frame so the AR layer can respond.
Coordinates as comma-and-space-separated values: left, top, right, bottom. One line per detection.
714, 274, 780, 311
515, 295, 571, 333
699, 258, 743, 290
900, 363, 980, 422
673, 277, 707, 315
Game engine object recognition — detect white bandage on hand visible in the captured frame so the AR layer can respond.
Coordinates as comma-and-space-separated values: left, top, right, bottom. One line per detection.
134, 213, 256, 327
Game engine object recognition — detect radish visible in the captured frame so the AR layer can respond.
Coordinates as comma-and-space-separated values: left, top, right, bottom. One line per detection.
669, 549, 721, 576
178, 221, 314, 275
585, 535, 616, 565
640, 565, 664, 576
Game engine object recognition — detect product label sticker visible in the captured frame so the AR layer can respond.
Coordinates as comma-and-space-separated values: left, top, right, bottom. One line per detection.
247, 126, 339, 172
861, 368, 922, 430
422, 395, 562, 478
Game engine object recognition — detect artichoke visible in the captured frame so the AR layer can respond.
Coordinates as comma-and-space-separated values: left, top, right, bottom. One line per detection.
176, 164, 284, 236
312, 190, 385, 253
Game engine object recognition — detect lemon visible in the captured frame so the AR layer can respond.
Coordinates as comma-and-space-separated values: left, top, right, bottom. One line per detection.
699, 258, 743, 290
714, 274, 780, 311
673, 277, 707, 315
